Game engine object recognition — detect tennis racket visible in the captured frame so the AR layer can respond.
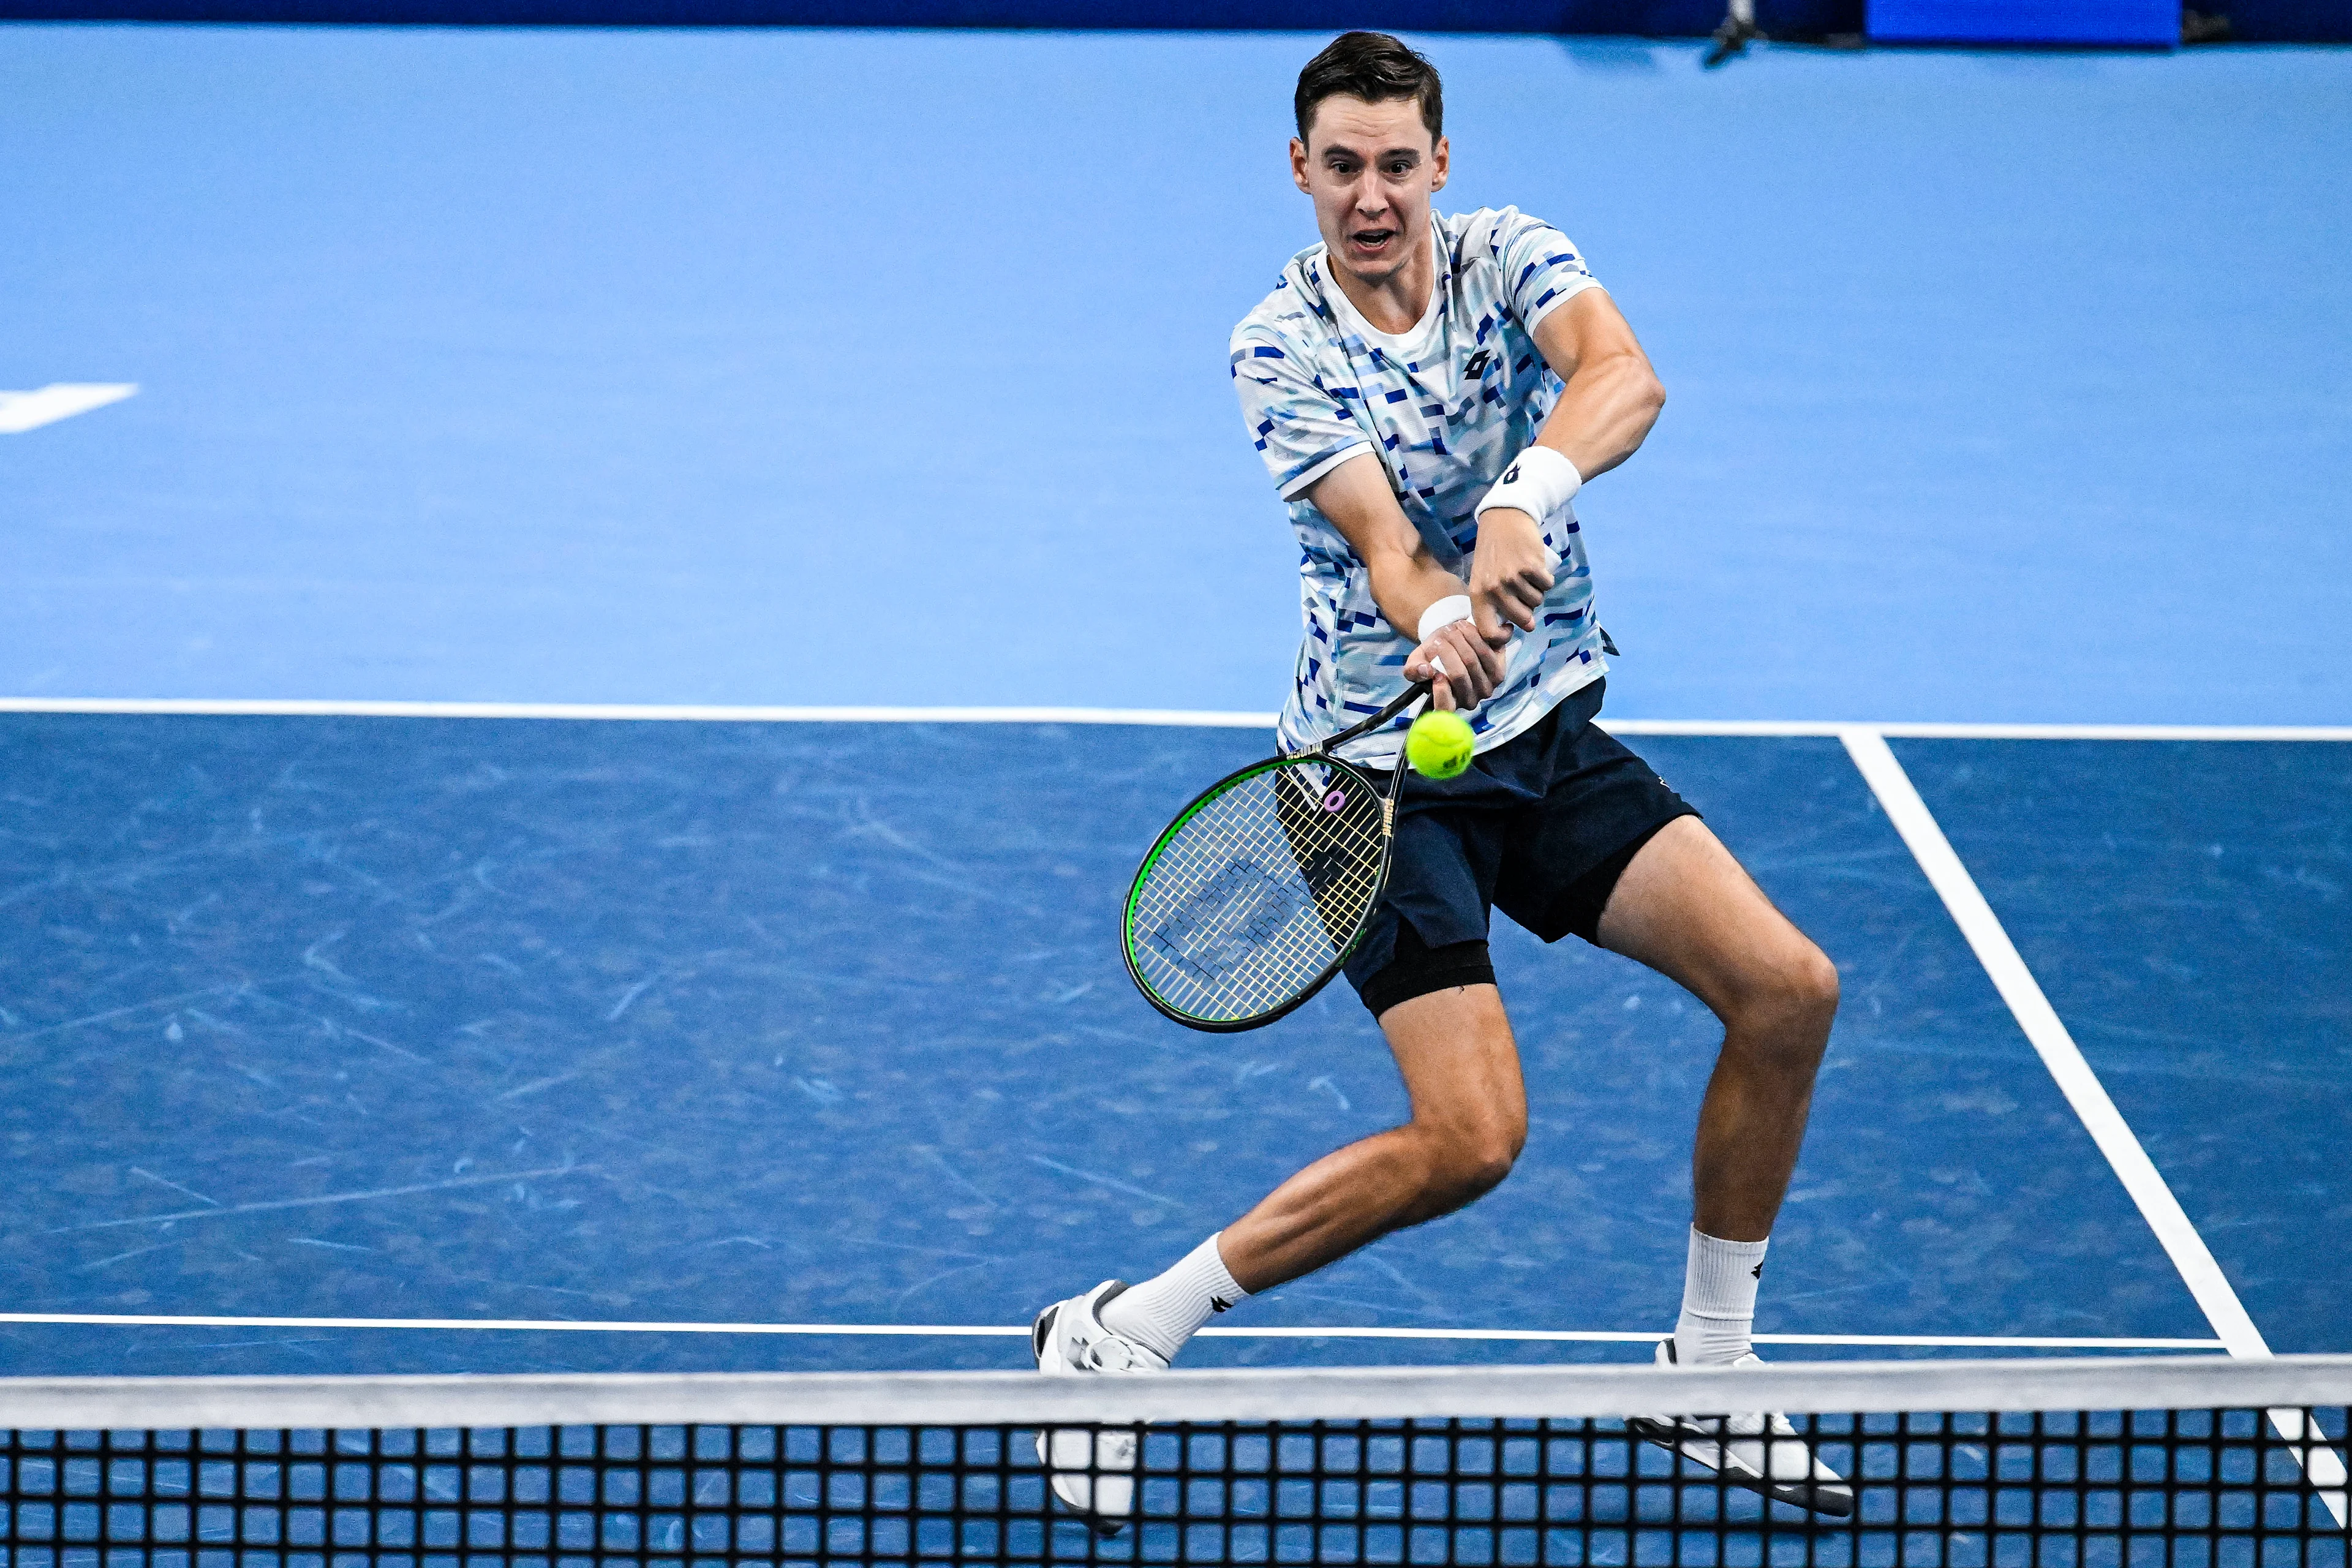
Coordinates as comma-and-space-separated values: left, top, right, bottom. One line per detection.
1121, 680, 1434, 1032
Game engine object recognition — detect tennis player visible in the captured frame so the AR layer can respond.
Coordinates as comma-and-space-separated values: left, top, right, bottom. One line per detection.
1033, 31, 1849, 1517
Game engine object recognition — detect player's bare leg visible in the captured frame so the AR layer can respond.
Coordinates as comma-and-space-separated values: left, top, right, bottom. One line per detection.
1216, 984, 1526, 1291
1027, 981, 1523, 1530
1030, 985, 1520, 1381
1600, 814, 1852, 1516
1219, 814, 1834, 1295
1595, 815, 1838, 1250
1036, 821, 1831, 1378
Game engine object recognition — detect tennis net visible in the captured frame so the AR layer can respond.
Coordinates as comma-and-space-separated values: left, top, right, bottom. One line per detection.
0, 1355, 2344, 1567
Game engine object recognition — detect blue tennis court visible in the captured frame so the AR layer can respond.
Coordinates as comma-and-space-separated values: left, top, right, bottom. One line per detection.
1, 712, 2342, 1377
3, 22, 2346, 1387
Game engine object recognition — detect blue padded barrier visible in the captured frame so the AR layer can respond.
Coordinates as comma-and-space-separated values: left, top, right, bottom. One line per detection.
1868, 0, 2177, 44
0, 0, 1862, 30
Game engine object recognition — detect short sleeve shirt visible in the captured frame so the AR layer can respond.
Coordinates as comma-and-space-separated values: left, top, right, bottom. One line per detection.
1230, 206, 1609, 766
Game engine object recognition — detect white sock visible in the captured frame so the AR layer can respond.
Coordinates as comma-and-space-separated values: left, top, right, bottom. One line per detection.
1672, 1226, 1767, 1366
1099, 1232, 1248, 1363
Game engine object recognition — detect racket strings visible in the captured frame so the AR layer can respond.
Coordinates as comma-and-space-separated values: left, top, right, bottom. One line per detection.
1129, 760, 1389, 1023
1138, 816, 1371, 1013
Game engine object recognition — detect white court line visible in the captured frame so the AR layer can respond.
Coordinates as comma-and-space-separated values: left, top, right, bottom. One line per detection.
0, 698, 1280, 726
0, 1312, 2218, 1350
1205, 1329, 2219, 1348
1618, 718, 2352, 742
0, 383, 137, 434
1842, 727, 2348, 1523
0, 696, 2348, 742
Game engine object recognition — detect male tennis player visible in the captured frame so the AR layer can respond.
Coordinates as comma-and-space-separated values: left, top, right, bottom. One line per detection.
1033, 31, 1849, 1518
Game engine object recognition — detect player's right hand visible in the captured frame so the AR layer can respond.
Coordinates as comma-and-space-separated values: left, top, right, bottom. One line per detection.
1467, 507, 1557, 643
1406, 619, 1507, 712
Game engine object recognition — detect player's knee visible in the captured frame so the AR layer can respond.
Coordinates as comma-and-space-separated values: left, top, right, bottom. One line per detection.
1776, 942, 1839, 1025
1731, 941, 1839, 1070
1421, 1118, 1524, 1207
1460, 1136, 1522, 1200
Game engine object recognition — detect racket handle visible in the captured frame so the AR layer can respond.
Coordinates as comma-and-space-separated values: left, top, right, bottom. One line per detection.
1316, 679, 1435, 753
1382, 679, 1436, 726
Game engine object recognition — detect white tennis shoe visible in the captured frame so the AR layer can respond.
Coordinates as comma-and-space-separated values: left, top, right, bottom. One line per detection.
1630, 1338, 1855, 1517
1031, 1280, 1168, 1533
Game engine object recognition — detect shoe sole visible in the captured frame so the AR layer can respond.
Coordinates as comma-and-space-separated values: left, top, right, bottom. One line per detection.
1629, 1416, 1856, 1518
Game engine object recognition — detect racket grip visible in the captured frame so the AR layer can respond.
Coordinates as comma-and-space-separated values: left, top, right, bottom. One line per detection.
1313, 678, 1439, 755
1383, 679, 1436, 726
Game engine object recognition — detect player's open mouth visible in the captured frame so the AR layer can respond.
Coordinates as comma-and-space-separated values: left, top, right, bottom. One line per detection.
1350, 228, 1397, 251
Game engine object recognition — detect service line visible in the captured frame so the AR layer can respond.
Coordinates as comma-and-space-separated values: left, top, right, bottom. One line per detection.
2, 697, 2348, 742
0, 1312, 2218, 1350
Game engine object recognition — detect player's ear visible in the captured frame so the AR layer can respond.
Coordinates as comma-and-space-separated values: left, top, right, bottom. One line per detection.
1431, 135, 1449, 191
1291, 136, 1313, 194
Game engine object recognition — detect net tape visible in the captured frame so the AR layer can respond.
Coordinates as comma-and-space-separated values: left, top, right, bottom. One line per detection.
0, 1358, 2344, 1568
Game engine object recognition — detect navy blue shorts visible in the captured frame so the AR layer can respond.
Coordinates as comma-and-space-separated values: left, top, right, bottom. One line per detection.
1341, 679, 1699, 1020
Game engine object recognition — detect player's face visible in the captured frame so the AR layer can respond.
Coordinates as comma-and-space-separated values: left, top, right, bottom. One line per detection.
1291, 96, 1449, 286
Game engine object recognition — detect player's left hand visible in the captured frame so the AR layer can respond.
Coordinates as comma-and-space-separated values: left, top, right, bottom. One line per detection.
1406, 619, 1506, 712
1468, 507, 1556, 641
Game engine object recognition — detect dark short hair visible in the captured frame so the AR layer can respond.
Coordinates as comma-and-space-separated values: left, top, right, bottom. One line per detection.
1294, 31, 1444, 147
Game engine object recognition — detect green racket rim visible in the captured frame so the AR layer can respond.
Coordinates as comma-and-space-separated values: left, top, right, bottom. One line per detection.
1123, 756, 1284, 933
1121, 753, 1390, 1033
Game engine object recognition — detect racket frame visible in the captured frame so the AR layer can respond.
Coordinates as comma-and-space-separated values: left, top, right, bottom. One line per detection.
1121, 681, 1433, 1033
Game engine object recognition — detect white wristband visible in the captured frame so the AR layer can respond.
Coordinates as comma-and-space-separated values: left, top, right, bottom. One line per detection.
1474, 445, 1582, 522
1417, 594, 1472, 643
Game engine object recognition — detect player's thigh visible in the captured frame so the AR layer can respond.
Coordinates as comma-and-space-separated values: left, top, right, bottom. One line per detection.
1593, 816, 1835, 1027
1377, 983, 1527, 1156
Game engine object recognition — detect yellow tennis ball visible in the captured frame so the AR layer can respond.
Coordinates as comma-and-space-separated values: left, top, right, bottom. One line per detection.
1406, 709, 1476, 780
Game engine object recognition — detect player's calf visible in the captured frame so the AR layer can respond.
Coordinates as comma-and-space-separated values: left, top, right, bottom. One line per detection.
1215, 1095, 1526, 1291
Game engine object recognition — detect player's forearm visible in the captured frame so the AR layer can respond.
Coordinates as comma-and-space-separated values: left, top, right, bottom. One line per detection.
1305, 453, 1511, 712
1533, 349, 1665, 482
1305, 453, 1469, 644
1365, 551, 1471, 649
1372, 550, 1510, 714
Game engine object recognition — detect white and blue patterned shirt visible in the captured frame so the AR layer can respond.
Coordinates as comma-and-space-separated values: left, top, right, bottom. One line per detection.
1231, 207, 1610, 766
